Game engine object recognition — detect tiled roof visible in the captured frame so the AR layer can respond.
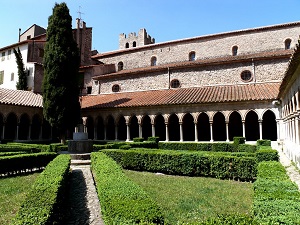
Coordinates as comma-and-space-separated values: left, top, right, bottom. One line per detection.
81, 82, 280, 109
0, 88, 43, 107
93, 49, 292, 80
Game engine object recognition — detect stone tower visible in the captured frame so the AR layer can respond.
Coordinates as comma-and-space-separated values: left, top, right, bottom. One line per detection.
119, 28, 155, 50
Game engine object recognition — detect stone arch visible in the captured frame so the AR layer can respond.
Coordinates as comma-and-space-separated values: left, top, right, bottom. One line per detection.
142, 115, 152, 140
262, 110, 277, 141
5, 113, 18, 140
96, 116, 104, 140
106, 115, 115, 140
19, 113, 30, 140
155, 114, 165, 141
213, 112, 226, 141
168, 113, 180, 141
130, 115, 139, 140
86, 116, 94, 139
228, 111, 243, 141
245, 110, 259, 141
197, 112, 210, 141
183, 113, 194, 141
31, 114, 41, 140
117, 115, 126, 141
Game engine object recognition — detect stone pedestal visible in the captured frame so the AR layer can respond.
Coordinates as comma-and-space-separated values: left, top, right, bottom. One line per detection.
68, 124, 93, 153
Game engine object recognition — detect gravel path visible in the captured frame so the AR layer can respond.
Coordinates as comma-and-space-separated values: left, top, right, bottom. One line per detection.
277, 149, 300, 190
66, 163, 105, 225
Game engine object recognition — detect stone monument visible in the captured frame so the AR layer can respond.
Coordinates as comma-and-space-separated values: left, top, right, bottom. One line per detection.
68, 123, 93, 153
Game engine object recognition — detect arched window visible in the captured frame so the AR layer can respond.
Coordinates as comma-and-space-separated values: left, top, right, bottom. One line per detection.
118, 61, 123, 71
151, 56, 157, 66
241, 70, 253, 82
189, 51, 196, 61
133, 41, 136, 47
112, 84, 120, 92
285, 38, 292, 50
125, 43, 129, 48
232, 46, 238, 56
170, 79, 180, 88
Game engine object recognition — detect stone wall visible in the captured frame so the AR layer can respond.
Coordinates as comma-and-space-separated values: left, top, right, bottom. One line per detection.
97, 58, 289, 94
99, 24, 300, 71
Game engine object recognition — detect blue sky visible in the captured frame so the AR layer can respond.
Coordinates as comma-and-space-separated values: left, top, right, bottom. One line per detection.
1, 0, 300, 53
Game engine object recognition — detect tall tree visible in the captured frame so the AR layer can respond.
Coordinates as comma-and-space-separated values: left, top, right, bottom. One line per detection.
42, 2, 80, 144
14, 47, 27, 90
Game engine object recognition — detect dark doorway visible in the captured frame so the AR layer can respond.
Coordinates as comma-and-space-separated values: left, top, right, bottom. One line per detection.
183, 113, 194, 141
106, 115, 115, 140
5, 113, 17, 140
229, 111, 243, 141
198, 113, 210, 141
169, 114, 180, 141
142, 115, 152, 140
31, 114, 41, 140
213, 112, 226, 141
86, 117, 94, 139
262, 110, 277, 141
130, 115, 139, 140
155, 114, 165, 141
96, 116, 104, 140
245, 110, 259, 141
117, 116, 127, 141
19, 114, 30, 140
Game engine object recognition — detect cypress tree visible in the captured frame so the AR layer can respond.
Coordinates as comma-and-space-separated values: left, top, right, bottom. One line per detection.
42, 2, 80, 144
14, 47, 27, 90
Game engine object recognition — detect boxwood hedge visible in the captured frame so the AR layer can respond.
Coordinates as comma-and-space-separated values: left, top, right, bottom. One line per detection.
11, 154, 71, 225
0, 152, 57, 175
91, 152, 164, 224
102, 149, 257, 181
253, 161, 300, 224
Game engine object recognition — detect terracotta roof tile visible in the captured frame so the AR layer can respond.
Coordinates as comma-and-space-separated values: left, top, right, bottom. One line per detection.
0, 88, 43, 107
81, 82, 280, 109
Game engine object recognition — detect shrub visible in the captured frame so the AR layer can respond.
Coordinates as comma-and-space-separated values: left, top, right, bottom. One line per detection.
119, 144, 131, 150
253, 161, 300, 224
0, 152, 57, 175
256, 139, 271, 147
198, 214, 258, 225
102, 149, 257, 181
237, 144, 257, 153
233, 137, 246, 145
91, 152, 164, 224
256, 149, 279, 162
158, 142, 212, 151
147, 136, 160, 143
129, 141, 158, 149
11, 154, 71, 225
133, 137, 144, 142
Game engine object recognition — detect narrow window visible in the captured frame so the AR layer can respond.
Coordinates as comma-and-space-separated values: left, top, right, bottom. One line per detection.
133, 41, 136, 47
38, 48, 44, 57
27, 35, 31, 40
11, 73, 14, 81
125, 43, 129, 48
7, 50, 11, 60
1, 52, 5, 61
170, 79, 180, 88
0, 71, 4, 84
189, 51, 196, 61
87, 86, 92, 94
118, 61, 124, 71
285, 38, 292, 50
112, 84, 120, 92
241, 70, 253, 82
232, 46, 238, 56
151, 56, 157, 66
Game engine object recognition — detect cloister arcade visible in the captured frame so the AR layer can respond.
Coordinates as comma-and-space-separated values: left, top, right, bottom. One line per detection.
83, 108, 279, 142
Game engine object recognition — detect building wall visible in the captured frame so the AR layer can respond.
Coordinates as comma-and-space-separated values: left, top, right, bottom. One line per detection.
96, 58, 289, 94
99, 24, 300, 71
0, 44, 35, 91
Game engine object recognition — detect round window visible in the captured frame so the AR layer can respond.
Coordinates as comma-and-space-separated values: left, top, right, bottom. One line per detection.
112, 84, 120, 92
240, 70, 252, 82
170, 79, 180, 88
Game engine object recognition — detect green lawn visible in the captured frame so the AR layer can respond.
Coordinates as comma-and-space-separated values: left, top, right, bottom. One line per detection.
124, 170, 254, 224
0, 173, 40, 225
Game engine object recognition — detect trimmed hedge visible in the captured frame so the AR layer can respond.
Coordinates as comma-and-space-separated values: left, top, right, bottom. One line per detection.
147, 136, 160, 143
0, 151, 26, 157
0, 144, 41, 153
256, 139, 271, 147
129, 141, 158, 149
158, 142, 256, 153
198, 214, 257, 225
11, 154, 71, 225
133, 137, 144, 142
0, 152, 57, 175
253, 161, 300, 224
91, 152, 164, 224
256, 148, 279, 162
102, 149, 257, 181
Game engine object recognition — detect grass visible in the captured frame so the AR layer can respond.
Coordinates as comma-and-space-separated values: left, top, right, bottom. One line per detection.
124, 170, 254, 224
0, 173, 40, 225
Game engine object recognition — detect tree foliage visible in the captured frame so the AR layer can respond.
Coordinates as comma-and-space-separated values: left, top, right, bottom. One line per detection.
42, 2, 80, 143
14, 47, 27, 90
